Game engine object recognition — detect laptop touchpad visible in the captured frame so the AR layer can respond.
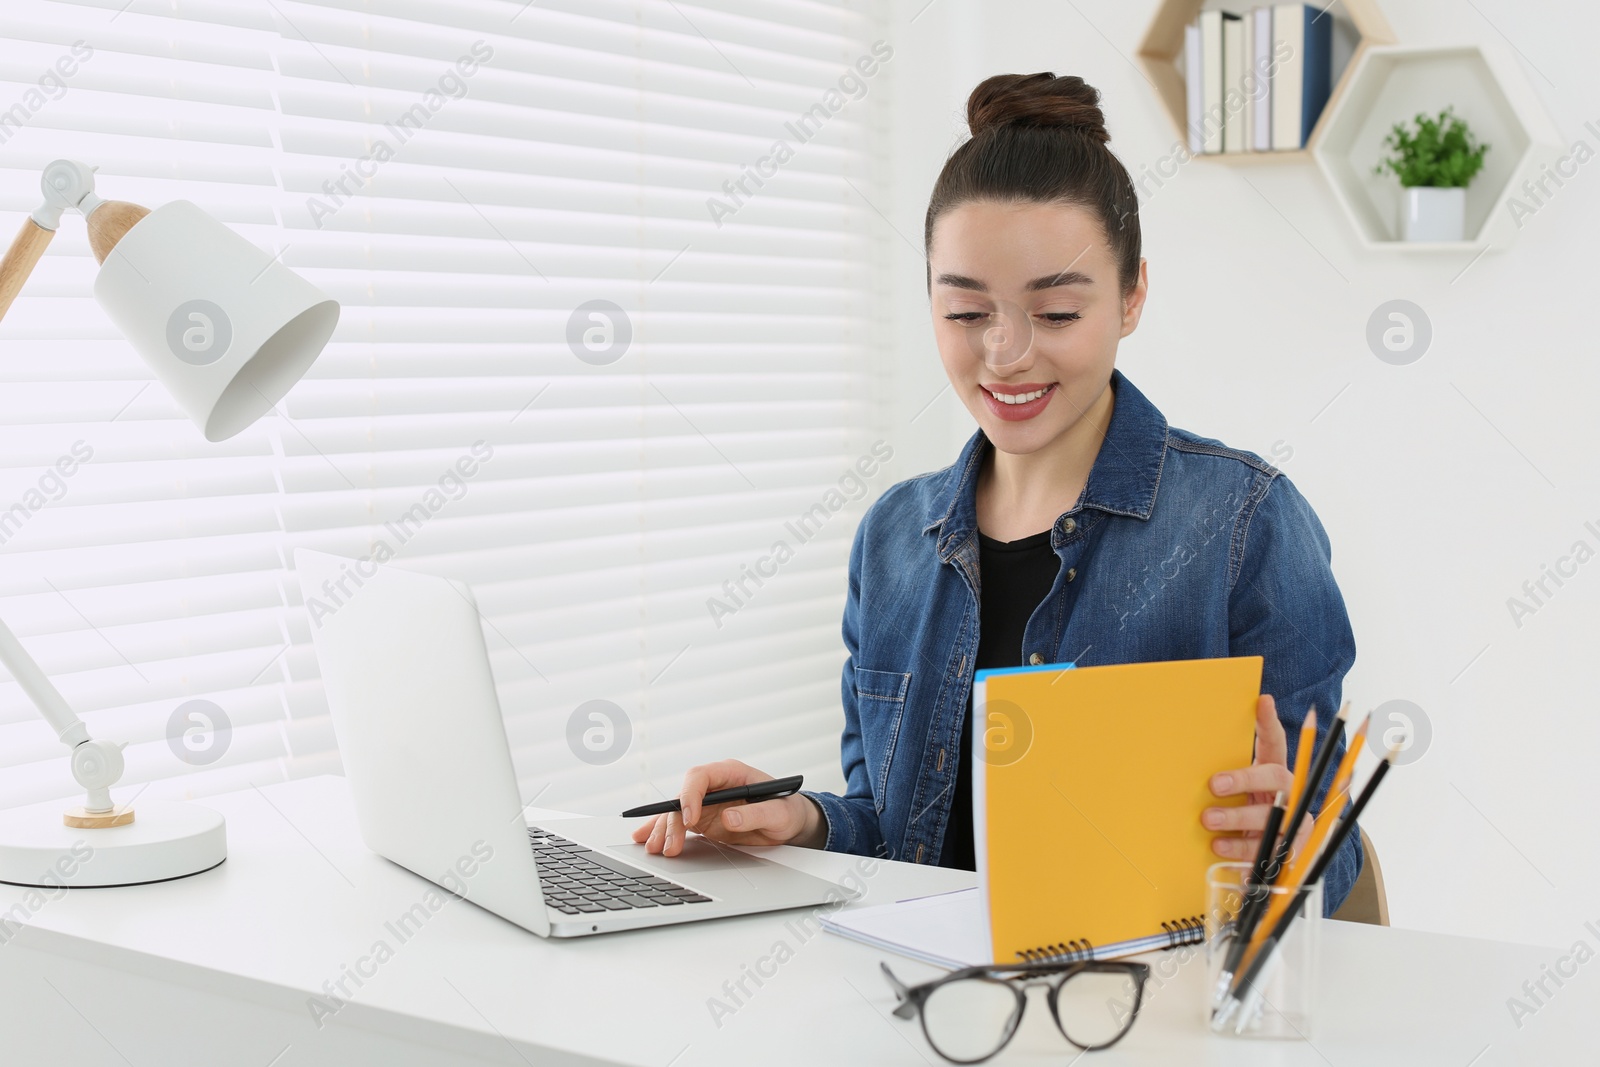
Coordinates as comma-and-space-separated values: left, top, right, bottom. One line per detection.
604, 836, 768, 874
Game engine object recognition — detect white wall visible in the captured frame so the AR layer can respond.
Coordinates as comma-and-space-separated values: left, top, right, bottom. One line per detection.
876, 0, 1600, 951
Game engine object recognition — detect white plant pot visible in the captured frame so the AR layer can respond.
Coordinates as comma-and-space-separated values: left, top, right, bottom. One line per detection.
1400, 186, 1466, 243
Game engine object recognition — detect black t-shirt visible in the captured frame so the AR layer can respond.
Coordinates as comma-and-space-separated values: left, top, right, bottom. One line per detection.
939, 529, 1060, 870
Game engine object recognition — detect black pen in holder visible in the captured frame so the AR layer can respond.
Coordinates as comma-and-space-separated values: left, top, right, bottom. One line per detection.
1205, 862, 1322, 1040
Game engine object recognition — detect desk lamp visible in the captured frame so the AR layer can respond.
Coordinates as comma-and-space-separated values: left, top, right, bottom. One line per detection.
0, 160, 340, 887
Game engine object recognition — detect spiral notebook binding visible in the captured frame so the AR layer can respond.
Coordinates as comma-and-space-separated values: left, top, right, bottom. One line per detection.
1015, 939, 1094, 965
1159, 915, 1206, 948
1012, 915, 1206, 965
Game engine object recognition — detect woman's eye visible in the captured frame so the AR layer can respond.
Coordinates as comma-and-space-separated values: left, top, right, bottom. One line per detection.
1038, 312, 1082, 325
943, 311, 988, 324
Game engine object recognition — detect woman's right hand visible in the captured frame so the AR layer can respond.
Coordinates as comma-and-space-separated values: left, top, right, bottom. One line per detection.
629, 759, 827, 857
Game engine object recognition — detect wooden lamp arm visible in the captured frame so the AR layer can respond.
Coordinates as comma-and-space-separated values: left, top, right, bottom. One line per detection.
0, 216, 55, 326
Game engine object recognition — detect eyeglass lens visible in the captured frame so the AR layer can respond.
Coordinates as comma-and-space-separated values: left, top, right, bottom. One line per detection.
1052, 969, 1140, 1048
921, 976, 1021, 1062
919, 969, 1140, 1062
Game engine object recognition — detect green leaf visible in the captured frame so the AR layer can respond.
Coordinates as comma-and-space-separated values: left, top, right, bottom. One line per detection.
1372, 106, 1489, 188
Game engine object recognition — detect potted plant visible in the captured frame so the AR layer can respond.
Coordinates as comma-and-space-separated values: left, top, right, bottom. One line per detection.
1373, 107, 1489, 242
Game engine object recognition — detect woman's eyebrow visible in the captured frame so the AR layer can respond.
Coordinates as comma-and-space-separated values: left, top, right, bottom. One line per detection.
1026, 269, 1093, 291
934, 272, 986, 291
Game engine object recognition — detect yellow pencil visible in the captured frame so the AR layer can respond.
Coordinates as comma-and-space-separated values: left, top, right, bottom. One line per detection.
1323, 713, 1370, 811
1283, 708, 1316, 820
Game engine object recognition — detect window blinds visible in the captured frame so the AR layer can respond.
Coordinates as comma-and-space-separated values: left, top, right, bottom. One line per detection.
0, 0, 890, 816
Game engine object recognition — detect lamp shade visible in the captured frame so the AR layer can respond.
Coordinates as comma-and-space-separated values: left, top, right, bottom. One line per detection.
92, 200, 339, 441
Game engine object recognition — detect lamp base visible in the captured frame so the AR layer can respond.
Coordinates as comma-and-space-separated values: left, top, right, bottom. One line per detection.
0, 798, 225, 887
63, 804, 135, 829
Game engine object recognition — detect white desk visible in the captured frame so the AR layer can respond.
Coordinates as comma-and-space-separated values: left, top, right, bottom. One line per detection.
0, 776, 1585, 1065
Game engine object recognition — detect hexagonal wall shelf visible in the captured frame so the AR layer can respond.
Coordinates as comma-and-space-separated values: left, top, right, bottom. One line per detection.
1313, 44, 1562, 251
1137, 0, 1395, 162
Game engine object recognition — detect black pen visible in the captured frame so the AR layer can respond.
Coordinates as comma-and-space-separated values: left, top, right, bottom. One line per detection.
1245, 703, 1348, 916
1210, 703, 1344, 1014
1217, 706, 1344, 989
1212, 790, 1286, 1007
1215, 743, 1400, 1031
621, 775, 805, 818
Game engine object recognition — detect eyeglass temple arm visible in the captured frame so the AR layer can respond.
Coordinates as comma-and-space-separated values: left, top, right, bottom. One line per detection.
879, 962, 920, 1019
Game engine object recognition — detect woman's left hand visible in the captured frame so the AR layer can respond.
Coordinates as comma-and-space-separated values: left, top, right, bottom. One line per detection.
1204, 694, 1313, 861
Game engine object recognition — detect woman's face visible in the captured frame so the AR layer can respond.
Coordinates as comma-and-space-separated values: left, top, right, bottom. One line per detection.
929, 199, 1147, 456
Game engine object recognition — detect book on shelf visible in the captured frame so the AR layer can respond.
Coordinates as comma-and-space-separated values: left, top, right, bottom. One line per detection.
1251, 7, 1274, 150
1184, 22, 1203, 154
1241, 11, 1255, 151
1223, 12, 1244, 152
1197, 10, 1227, 154
1272, 3, 1333, 150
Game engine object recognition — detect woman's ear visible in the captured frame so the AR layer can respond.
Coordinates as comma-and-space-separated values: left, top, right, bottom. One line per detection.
1119, 258, 1149, 338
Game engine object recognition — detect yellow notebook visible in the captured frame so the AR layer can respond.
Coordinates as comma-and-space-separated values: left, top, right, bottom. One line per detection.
973, 655, 1262, 963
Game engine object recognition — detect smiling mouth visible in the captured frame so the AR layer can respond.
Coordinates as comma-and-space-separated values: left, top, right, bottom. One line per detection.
982, 384, 1055, 405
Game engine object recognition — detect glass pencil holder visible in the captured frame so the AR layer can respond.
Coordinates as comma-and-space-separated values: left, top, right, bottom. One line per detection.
1203, 861, 1321, 1040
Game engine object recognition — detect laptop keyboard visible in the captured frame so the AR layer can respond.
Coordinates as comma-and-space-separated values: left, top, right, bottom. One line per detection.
528, 827, 713, 915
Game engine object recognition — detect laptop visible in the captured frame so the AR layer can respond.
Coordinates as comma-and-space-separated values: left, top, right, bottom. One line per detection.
294, 549, 841, 937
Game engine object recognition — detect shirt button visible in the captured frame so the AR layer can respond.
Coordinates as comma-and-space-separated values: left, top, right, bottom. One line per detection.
1062, 517, 1077, 534
1029, 652, 1044, 666
1066, 567, 1077, 582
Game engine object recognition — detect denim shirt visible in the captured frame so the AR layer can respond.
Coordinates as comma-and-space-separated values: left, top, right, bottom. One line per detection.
802, 371, 1363, 916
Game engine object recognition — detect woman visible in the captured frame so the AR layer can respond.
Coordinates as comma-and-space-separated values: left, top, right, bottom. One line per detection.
633, 73, 1362, 914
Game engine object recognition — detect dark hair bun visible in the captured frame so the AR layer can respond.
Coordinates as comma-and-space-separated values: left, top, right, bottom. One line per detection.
966, 73, 1109, 144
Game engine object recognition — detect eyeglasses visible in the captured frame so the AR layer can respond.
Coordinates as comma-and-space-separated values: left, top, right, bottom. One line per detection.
881, 959, 1149, 1063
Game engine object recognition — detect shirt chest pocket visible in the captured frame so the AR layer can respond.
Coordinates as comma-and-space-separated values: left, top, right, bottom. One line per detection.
853, 667, 910, 813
